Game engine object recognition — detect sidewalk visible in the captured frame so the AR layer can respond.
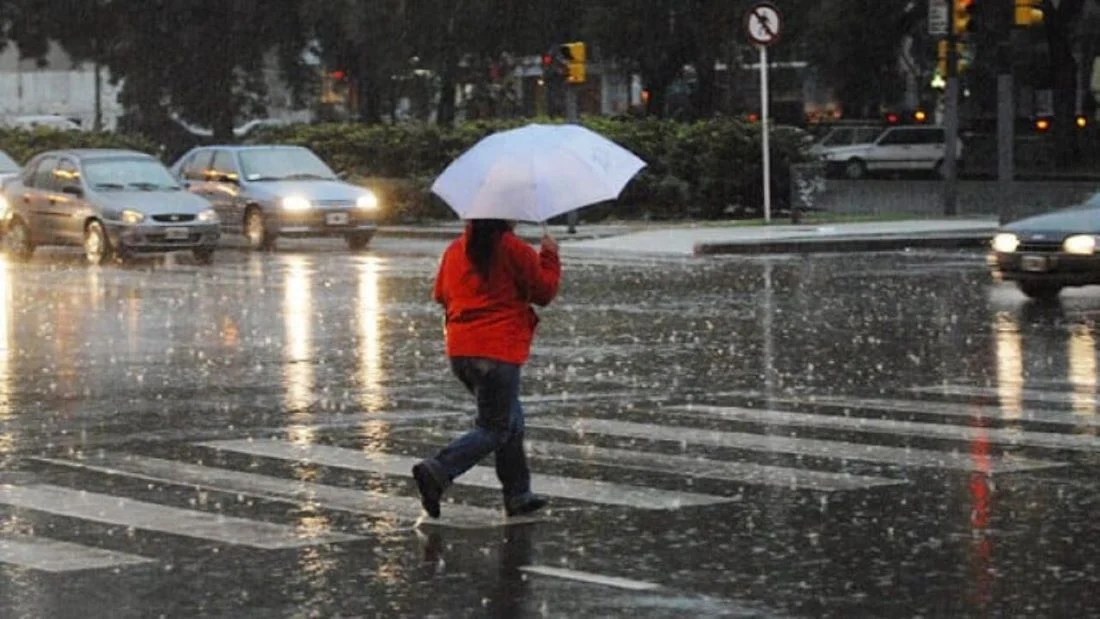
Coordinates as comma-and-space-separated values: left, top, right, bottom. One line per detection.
377, 218, 999, 256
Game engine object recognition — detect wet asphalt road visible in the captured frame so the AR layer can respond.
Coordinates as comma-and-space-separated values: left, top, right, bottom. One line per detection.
1, 236, 1099, 618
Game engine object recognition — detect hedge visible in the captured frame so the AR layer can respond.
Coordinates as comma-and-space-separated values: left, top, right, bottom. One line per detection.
1, 118, 813, 223
250, 117, 814, 223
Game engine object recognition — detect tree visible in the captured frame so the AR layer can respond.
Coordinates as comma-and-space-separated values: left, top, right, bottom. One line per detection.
1039, 0, 1087, 164
804, 0, 919, 118
584, 0, 695, 117
13, 0, 314, 143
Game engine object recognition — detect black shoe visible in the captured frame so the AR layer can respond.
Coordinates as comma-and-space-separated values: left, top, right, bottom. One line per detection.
505, 493, 548, 517
412, 462, 443, 518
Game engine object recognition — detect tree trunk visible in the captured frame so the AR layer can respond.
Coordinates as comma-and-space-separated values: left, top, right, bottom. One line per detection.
212, 104, 235, 143
1045, 0, 1085, 165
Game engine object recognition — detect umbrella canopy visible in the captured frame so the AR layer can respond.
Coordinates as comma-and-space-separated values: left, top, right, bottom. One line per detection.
431, 123, 646, 222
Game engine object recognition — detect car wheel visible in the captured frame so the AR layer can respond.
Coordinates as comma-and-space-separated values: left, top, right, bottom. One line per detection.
244, 207, 275, 251
1017, 281, 1062, 300
844, 159, 866, 180
345, 233, 373, 251
84, 220, 114, 265
192, 247, 215, 265
4, 218, 35, 261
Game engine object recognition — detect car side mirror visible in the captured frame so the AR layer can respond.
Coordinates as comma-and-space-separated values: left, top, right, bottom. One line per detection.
61, 185, 83, 197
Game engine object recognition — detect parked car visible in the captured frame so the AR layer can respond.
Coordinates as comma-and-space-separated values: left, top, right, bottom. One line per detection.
989, 193, 1100, 299
820, 125, 962, 179
3, 114, 82, 131
170, 145, 380, 251
808, 124, 883, 157
0, 150, 20, 185
0, 149, 220, 264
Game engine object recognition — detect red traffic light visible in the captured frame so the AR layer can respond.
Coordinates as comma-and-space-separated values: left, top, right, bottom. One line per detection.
329, 70, 347, 81
885, 112, 900, 125
541, 54, 553, 67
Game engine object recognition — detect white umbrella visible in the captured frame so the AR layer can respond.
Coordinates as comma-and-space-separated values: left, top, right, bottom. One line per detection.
430, 123, 646, 222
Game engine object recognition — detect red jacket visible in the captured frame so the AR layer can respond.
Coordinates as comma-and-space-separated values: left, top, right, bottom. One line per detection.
433, 229, 560, 365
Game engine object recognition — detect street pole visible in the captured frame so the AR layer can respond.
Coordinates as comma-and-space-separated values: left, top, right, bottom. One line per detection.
995, 1, 1014, 224
565, 84, 579, 233
942, 0, 959, 216
759, 45, 772, 224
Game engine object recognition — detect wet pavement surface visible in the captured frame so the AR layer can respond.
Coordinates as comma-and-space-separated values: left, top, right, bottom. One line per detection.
1, 236, 1099, 617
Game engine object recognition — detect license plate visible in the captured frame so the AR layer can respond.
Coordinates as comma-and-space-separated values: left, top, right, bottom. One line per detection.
164, 227, 190, 240
326, 212, 349, 226
1020, 254, 1049, 272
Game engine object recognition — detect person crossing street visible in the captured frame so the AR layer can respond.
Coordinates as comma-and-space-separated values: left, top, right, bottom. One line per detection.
413, 219, 560, 519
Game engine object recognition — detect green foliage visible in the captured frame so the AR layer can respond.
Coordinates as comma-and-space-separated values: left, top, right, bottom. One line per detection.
255, 117, 813, 222
0, 128, 157, 164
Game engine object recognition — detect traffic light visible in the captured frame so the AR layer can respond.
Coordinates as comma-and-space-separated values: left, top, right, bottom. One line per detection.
559, 41, 586, 84
1015, 0, 1043, 27
953, 0, 974, 35
936, 40, 968, 76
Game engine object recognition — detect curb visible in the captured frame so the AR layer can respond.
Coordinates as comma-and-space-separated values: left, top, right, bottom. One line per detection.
693, 234, 993, 255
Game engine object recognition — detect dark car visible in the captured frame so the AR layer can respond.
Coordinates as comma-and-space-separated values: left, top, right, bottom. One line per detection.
989, 193, 1100, 299
0, 149, 220, 265
170, 145, 380, 251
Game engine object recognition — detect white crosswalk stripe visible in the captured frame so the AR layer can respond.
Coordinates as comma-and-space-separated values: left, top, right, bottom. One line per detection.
526, 417, 1062, 473
911, 384, 1099, 408
200, 439, 734, 509
668, 404, 1100, 452
0, 484, 359, 549
710, 391, 1100, 429
32, 454, 539, 530
396, 428, 902, 492
0, 534, 154, 572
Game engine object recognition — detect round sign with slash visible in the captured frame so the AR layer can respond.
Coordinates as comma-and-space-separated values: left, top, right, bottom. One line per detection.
744, 2, 782, 47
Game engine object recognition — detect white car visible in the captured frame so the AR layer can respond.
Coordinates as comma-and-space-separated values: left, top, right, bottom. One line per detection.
3, 114, 82, 131
821, 126, 962, 179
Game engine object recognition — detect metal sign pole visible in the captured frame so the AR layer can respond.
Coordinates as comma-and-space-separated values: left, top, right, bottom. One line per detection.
760, 45, 772, 223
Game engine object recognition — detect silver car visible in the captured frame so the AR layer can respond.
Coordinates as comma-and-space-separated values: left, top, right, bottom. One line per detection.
170, 145, 380, 251
0, 149, 220, 264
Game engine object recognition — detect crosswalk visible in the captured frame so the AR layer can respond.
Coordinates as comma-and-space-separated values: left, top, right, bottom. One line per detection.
0, 382, 1096, 578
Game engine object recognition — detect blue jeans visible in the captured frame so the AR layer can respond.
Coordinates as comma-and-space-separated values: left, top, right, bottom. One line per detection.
431, 357, 531, 500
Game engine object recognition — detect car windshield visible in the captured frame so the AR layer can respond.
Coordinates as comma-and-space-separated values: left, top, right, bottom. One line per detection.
0, 151, 18, 173
84, 158, 181, 191
238, 148, 337, 181
820, 127, 880, 146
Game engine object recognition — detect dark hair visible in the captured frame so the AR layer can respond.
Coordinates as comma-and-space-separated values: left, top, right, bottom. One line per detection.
466, 219, 512, 281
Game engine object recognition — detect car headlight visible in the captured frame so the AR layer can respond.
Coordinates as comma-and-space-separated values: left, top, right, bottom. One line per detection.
1063, 234, 1096, 255
121, 209, 145, 225
282, 196, 312, 211
991, 232, 1019, 253
356, 191, 379, 210
197, 208, 219, 223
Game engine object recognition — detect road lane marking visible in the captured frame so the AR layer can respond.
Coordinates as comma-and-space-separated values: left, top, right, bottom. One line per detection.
526, 418, 1063, 474
394, 428, 902, 492
0, 534, 155, 572
911, 384, 1098, 408
0, 484, 359, 549
33, 455, 535, 530
518, 565, 661, 591
669, 405, 1100, 452
710, 391, 1100, 429
200, 439, 733, 509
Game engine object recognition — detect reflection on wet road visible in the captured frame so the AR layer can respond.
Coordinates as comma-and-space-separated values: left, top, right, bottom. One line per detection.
1, 240, 1099, 617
